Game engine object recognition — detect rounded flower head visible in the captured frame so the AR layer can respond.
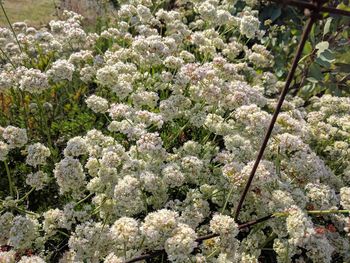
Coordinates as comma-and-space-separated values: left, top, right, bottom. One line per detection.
64, 136, 88, 157
68, 221, 111, 262
0, 212, 14, 245
162, 163, 185, 187
136, 132, 163, 155
110, 217, 140, 248
165, 223, 198, 262
2, 126, 28, 149
340, 187, 350, 210
85, 95, 109, 113
19, 68, 49, 94
54, 157, 86, 196
141, 209, 179, 249
239, 12, 261, 39
286, 206, 315, 246
26, 171, 49, 190
43, 208, 65, 236
26, 143, 51, 167
210, 214, 239, 237
114, 175, 146, 216
104, 253, 123, 263
47, 59, 75, 82
9, 215, 39, 250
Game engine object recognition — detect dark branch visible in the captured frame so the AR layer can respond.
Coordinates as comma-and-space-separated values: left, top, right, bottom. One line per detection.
234, 13, 318, 222
125, 1, 350, 262
124, 214, 274, 263
268, 0, 350, 17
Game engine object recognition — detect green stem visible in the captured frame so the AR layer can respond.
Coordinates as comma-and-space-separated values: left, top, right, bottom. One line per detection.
15, 206, 38, 216
75, 192, 94, 207
165, 121, 189, 149
103, 113, 111, 123
206, 248, 219, 259
0, 46, 16, 68
138, 236, 145, 250
273, 209, 350, 218
56, 229, 70, 238
36, 97, 55, 157
18, 187, 35, 203
19, 90, 29, 131
123, 242, 127, 260
259, 233, 278, 249
4, 160, 14, 197
0, 1, 23, 52
201, 131, 212, 145
221, 185, 234, 213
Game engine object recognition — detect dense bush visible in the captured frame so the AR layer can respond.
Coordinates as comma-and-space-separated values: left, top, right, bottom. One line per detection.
0, 0, 349, 262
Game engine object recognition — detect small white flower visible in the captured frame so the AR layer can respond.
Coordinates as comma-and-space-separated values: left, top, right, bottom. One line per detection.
86, 95, 109, 113
47, 59, 75, 82
64, 136, 88, 157
0, 141, 9, 161
210, 214, 239, 237
26, 143, 51, 167
19, 68, 49, 94
54, 157, 86, 196
26, 171, 49, 190
2, 126, 28, 149
9, 215, 39, 250
239, 12, 261, 39
141, 209, 179, 249
165, 223, 198, 262
18, 256, 46, 263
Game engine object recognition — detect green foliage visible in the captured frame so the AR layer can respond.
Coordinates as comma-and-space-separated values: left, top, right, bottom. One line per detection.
261, 3, 350, 99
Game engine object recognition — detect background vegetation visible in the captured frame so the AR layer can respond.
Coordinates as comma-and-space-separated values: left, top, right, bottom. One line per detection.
0, 0, 57, 27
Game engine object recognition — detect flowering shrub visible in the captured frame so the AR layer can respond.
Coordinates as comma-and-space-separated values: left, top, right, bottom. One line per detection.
0, 0, 349, 262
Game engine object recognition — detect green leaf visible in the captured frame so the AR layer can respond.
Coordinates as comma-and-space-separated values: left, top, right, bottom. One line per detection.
291, 29, 298, 36
327, 83, 342, 96
300, 84, 315, 97
316, 41, 329, 56
337, 2, 350, 11
310, 24, 316, 45
307, 77, 319, 83
270, 7, 282, 22
323, 18, 332, 36
309, 63, 323, 81
315, 47, 335, 69
335, 63, 350, 73
319, 49, 335, 62
304, 41, 312, 55
315, 57, 331, 68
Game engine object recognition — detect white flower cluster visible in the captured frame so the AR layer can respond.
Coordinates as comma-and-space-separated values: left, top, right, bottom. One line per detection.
54, 156, 86, 196
0, 0, 349, 262
1, 125, 28, 149
8, 215, 39, 250
85, 95, 109, 113
19, 68, 49, 94
26, 142, 51, 167
165, 223, 198, 262
26, 171, 49, 190
0, 140, 9, 161
47, 59, 75, 82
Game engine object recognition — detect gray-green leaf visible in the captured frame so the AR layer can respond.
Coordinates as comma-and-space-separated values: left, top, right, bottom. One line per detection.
323, 18, 332, 36
316, 41, 329, 56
